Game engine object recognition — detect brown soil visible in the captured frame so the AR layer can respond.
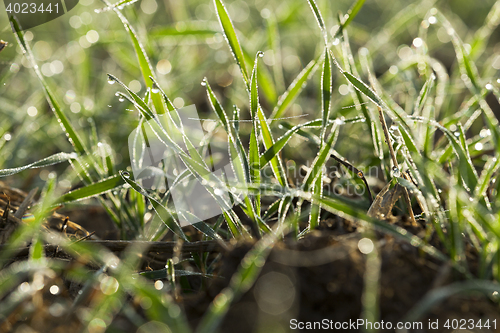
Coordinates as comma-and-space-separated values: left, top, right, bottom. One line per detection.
1, 181, 500, 333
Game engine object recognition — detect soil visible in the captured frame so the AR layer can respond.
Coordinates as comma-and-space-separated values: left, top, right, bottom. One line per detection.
1, 181, 500, 333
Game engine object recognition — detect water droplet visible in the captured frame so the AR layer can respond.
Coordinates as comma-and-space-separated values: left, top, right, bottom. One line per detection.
454, 131, 460, 137
257, 51, 264, 58
485, 83, 493, 91
152, 83, 160, 94
334, 118, 345, 125
107, 75, 116, 85
122, 171, 130, 178
118, 96, 125, 102
201, 79, 207, 86
428, 16, 437, 24
391, 166, 401, 178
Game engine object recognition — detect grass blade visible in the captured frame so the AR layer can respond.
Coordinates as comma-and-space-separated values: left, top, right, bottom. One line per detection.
302, 123, 338, 191
321, 47, 332, 144
0, 153, 76, 178
54, 174, 125, 205
335, 0, 367, 38
270, 56, 320, 122
107, 8, 166, 115
10, 17, 87, 155
306, 0, 327, 44
249, 55, 261, 216
214, 0, 249, 85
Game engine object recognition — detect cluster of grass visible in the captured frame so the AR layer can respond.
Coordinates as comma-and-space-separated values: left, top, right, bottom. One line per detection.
1, 0, 500, 331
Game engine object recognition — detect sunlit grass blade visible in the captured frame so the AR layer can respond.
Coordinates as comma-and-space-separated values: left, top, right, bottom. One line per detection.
214, 0, 249, 85
321, 47, 332, 144
414, 73, 435, 115
242, 48, 278, 105
264, 12, 285, 92
469, 1, 500, 60
270, 56, 320, 122
248, 53, 287, 187
249, 55, 261, 216
0, 152, 76, 178
120, 171, 188, 241
474, 154, 500, 202
54, 174, 125, 205
104, 6, 166, 115
203, 80, 257, 222
308, 174, 322, 230
305, 0, 327, 44
365, 0, 437, 52
94, 0, 138, 12
299, 191, 449, 263
302, 123, 338, 192
10, 17, 87, 156
335, 0, 367, 38
260, 119, 320, 167
107, 74, 155, 120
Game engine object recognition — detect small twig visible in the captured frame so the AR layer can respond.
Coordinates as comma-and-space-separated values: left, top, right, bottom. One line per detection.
60, 217, 69, 233
71, 231, 96, 244
377, 106, 417, 226
2, 199, 9, 222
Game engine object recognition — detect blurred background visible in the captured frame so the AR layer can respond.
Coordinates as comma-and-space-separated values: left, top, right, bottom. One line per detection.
0, 0, 499, 191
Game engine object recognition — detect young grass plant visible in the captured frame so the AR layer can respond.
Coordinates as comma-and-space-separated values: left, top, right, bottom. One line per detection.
3, 0, 500, 330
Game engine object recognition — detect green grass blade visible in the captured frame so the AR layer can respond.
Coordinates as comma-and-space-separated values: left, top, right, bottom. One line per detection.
301, 191, 448, 262
413, 73, 435, 115
0, 152, 76, 178
306, 0, 327, 44
308, 174, 323, 230
10, 17, 87, 155
109, 9, 166, 115
248, 53, 288, 187
120, 171, 188, 241
214, 0, 249, 85
474, 153, 500, 202
270, 56, 320, 122
469, 1, 500, 60
335, 0, 366, 38
321, 47, 332, 144
54, 174, 125, 205
108, 74, 155, 120
302, 123, 338, 192
260, 119, 321, 167
249, 58, 261, 215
